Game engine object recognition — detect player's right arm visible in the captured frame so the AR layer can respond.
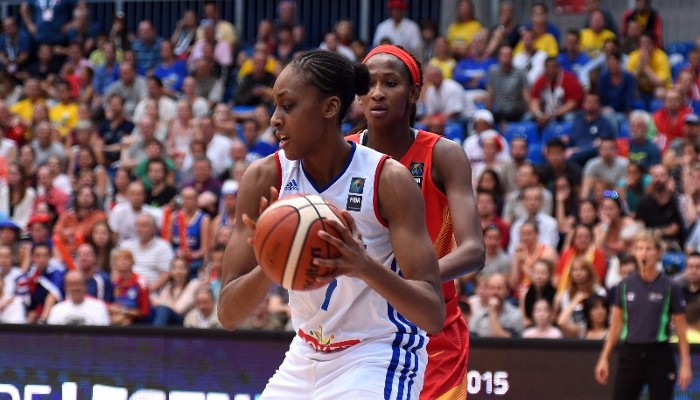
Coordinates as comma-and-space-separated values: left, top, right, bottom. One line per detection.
595, 305, 623, 385
218, 156, 279, 330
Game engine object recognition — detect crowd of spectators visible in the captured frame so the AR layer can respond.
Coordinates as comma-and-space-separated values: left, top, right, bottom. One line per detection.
1, 0, 700, 340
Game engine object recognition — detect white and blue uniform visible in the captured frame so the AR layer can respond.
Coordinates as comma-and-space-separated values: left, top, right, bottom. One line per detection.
261, 142, 428, 400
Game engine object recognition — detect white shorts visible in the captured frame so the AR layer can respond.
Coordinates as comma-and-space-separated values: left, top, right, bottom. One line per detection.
261, 334, 428, 400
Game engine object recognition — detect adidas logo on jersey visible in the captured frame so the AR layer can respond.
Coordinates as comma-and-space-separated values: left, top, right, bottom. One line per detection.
284, 179, 299, 191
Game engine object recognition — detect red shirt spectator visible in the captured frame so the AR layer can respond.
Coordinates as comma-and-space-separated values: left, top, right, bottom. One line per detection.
531, 58, 584, 125
653, 88, 692, 149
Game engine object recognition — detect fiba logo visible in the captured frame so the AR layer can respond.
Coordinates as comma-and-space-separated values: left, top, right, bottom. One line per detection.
409, 162, 424, 188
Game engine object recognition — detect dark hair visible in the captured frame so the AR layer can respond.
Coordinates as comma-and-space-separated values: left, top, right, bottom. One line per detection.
476, 188, 497, 203
148, 76, 163, 88
146, 157, 167, 172
73, 184, 98, 211
289, 50, 370, 124
545, 56, 558, 65
566, 29, 581, 40
477, 168, 504, 197
583, 294, 609, 330
521, 218, 539, 234
618, 254, 639, 269
532, 2, 549, 13
607, 48, 623, 61
688, 252, 700, 260
546, 137, 566, 150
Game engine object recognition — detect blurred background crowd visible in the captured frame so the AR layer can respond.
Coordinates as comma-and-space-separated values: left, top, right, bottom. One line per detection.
1, 0, 700, 341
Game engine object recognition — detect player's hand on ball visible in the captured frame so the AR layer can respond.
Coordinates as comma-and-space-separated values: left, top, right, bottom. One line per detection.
243, 186, 280, 246
313, 211, 371, 283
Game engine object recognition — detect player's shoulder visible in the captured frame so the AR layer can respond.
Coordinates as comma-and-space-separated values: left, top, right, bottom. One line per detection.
241, 153, 280, 185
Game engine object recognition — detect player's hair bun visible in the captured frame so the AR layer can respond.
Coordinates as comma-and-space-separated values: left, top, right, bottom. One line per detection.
353, 63, 370, 96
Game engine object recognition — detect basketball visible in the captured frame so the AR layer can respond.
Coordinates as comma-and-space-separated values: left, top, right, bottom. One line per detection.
253, 194, 348, 291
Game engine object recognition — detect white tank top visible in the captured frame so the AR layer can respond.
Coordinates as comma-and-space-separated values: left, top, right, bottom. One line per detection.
276, 142, 427, 355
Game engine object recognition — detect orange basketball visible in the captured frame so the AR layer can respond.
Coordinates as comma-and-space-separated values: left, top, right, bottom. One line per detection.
253, 194, 348, 291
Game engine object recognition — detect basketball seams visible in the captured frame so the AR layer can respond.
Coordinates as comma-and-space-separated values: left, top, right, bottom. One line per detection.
256, 205, 300, 285
283, 204, 323, 288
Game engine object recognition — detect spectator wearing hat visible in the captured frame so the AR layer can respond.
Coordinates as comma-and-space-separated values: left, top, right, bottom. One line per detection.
670, 114, 700, 157
372, 0, 422, 56
212, 180, 237, 236
472, 130, 516, 192
20, 213, 52, 270
463, 110, 510, 163
628, 110, 661, 169
567, 92, 616, 167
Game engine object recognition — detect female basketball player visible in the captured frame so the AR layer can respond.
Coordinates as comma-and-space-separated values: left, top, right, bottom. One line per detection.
348, 44, 485, 400
218, 50, 445, 399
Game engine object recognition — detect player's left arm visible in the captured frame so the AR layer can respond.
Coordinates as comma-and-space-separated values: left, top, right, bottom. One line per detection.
432, 139, 485, 281
672, 313, 693, 390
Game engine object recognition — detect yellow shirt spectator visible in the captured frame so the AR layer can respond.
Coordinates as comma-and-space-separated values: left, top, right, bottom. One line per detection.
49, 102, 80, 138
10, 98, 45, 125
429, 57, 456, 80
514, 33, 559, 57
237, 56, 279, 79
447, 20, 482, 56
196, 20, 237, 47
627, 47, 671, 92
580, 28, 616, 58
671, 328, 700, 344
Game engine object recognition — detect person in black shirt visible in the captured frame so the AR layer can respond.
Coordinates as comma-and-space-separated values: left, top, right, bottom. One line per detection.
636, 164, 685, 249
595, 230, 692, 399
144, 158, 177, 208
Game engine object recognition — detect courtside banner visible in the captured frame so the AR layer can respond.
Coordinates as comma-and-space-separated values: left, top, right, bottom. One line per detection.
0, 325, 699, 399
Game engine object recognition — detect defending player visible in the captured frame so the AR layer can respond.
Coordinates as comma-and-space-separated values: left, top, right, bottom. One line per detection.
348, 44, 485, 400
218, 50, 445, 399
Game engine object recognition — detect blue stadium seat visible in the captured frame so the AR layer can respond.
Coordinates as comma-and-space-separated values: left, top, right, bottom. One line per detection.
444, 121, 465, 143
618, 121, 631, 138
649, 98, 664, 112
632, 98, 647, 111
692, 101, 700, 115
527, 144, 543, 166
232, 105, 257, 114
672, 61, 689, 81
541, 121, 573, 145
503, 121, 539, 145
666, 41, 695, 59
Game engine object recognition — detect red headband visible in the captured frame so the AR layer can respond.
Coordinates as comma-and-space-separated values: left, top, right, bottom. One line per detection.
363, 45, 421, 86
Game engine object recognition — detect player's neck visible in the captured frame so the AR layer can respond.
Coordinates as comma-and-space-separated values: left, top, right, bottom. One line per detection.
364, 125, 414, 160
302, 135, 352, 188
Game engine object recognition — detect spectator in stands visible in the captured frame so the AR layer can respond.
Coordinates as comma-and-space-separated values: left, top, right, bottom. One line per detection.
446, 0, 482, 59
470, 272, 525, 338
621, 0, 663, 47
530, 57, 584, 128
372, 0, 422, 56
594, 191, 639, 259
11, 79, 45, 126
522, 299, 562, 339
109, 181, 158, 244
553, 175, 579, 243
170, 10, 197, 60
24, 44, 61, 84
556, 258, 606, 338
509, 218, 558, 295
481, 224, 511, 276
556, 224, 607, 290
580, 10, 616, 59
582, 0, 617, 35
513, 28, 548, 86
15, 243, 64, 324
132, 20, 163, 73
0, 271, 25, 323
0, 17, 31, 77
234, 50, 275, 107
0, 100, 24, 146
557, 30, 590, 78
98, 94, 135, 166
47, 269, 109, 326
527, 2, 560, 43
75, 243, 113, 302
183, 156, 222, 198
654, 88, 693, 149
49, 80, 79, 140
184, 287, 222, 329
110, 248, 150, 325
485, 1, 520, 55
463, 110, 507, 162
196, 1, 236, 50
503, 163, 553, 224
478, 190, 509, 248
421, 65, 465, 123
320, 31, 355, 62
0, 164, 35, 230
487, 46, 530, 126
510, 184, 559, 253
33, 165, 69, 215
150, 41, 186, 95
539, 138, 582, 194
583, 294, 610, 340
191, 19, 233, 70
93, 41, 120, 97
637, 164, 685, 249
427, 36, 455, 80
144, 159, 177, 208
20, 0, 77, 45
53, 185, 107, 259
627, 32, 670, 104
119, 116, 160, 171
192, 57, 224, 105
134, 77, 176, 125
509, 136, 530, 170
567, 92, 616, 166
521, 258, 556, 327
168, 187, 210, 277
152, 258, 200, 326
618, 162, 650, 216
472, 130, 516, 191
211, 180, 237, 236
628, 110, 661, 168
240, 118, 277, 163
104, 62, 147, 117
0, 245, 21, 297
580, 138, 628, 200
676, 252, 700, 306
275, 24, 303, 66
85, 221, 115, 274
598, 49, 636, 120
119, 213, 173, 293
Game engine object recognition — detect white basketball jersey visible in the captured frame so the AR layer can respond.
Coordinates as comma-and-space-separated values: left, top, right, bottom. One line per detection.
276, 142, 427, 358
